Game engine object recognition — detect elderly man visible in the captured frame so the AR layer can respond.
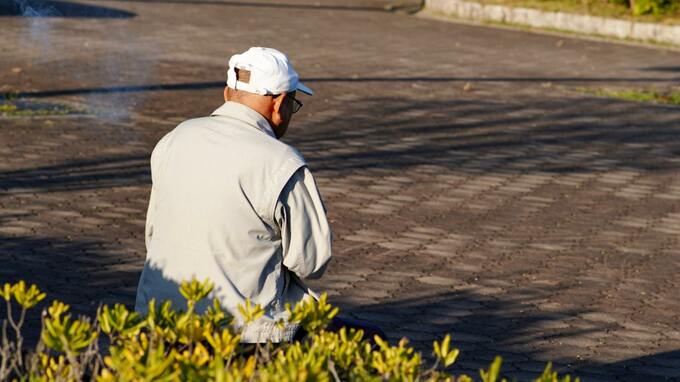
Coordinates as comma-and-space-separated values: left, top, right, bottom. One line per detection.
135, 47, 385, 343
135, 47, 330, 342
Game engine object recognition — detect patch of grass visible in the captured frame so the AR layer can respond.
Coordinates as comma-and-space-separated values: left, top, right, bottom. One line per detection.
0, 104, 18, 113
2, 92, 19, 101
0, 101, 76, 117
471, 0, 680, 24
579, 88, 680, 105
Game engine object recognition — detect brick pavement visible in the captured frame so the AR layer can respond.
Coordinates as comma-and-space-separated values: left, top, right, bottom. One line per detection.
1, 0, 680, 380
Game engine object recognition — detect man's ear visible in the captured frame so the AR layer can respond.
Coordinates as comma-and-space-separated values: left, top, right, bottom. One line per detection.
269, 92, 287, 128
272, 92, 287, 115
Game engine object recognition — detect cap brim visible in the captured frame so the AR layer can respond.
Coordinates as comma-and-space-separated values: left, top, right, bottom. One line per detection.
296, 82, 313, 96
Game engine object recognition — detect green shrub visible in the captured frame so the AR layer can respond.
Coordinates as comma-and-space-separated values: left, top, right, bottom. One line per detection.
0, 279, 579, 381
607, 0, 678, 15
591, 88, 680, 105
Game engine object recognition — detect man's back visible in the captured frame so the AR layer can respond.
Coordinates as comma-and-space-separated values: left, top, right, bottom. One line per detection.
135, 102, 332, 342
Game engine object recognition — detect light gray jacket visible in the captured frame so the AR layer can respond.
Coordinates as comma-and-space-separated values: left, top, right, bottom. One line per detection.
135, 102, 332, 342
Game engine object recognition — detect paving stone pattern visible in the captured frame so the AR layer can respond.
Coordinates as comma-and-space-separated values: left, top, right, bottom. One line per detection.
1, 0, 680, 380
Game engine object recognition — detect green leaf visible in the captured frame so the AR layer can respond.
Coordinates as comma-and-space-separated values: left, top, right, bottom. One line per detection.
97, 304, 145, 339
179, 278, 214, 308
0, 283, 12, 301
237, 298, 264, 324
480, 356, 503, 382
12, 281, 46, 309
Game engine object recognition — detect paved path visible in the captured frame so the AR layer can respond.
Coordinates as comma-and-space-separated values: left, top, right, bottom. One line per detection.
1, 1, 680, 380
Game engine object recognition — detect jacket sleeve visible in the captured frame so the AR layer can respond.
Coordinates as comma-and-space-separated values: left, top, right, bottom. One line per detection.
275, 167, 332, 279
145, 185, 156, 251
145, 132, 172, 251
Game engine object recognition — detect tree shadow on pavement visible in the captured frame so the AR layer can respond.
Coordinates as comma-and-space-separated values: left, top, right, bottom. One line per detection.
9, 82, 225, 99
0, 154, 149, 194
10, 74, 680, 98
2, 91, 680, 195
331, 290, 679, 381
575, 350, 680, 381
642, 66, 680, 73
0, 0, 136, 17
0, 229, 141, 344
81, 0, 394, 12
286, 94, 680, 175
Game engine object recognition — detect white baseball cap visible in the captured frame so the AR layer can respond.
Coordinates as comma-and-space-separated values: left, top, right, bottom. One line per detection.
226, 47, 313, 96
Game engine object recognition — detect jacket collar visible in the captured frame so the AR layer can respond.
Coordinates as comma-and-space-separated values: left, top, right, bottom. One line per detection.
211, 102, 276, 138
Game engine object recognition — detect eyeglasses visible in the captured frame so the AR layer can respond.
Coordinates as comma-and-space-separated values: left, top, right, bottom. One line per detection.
289, 94, 303, 114
271, 93, 303, 114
